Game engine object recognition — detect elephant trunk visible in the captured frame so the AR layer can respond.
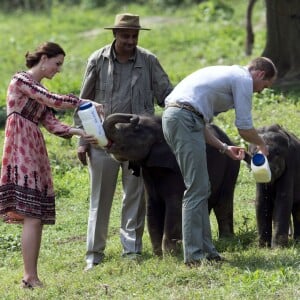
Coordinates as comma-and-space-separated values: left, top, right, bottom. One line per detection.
103, 113, 140, 141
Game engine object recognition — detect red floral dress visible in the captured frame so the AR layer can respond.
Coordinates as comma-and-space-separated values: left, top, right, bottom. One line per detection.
0, 71, 83, 224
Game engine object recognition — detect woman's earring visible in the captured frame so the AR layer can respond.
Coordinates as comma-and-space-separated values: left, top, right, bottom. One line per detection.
41, 65, 45, 71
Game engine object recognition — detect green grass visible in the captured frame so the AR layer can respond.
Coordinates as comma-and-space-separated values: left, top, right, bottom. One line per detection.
1, 1, 300, 299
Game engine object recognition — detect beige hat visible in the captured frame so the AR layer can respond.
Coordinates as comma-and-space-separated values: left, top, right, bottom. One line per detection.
104, 13, 150, 30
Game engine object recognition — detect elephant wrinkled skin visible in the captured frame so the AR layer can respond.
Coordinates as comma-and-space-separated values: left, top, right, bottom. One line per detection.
103, 113, 241, 255
248, 124, 300, 247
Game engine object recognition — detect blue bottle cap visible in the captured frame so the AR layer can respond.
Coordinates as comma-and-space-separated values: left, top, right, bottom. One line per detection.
252, 153, 265, 166
79, 102, 93, 110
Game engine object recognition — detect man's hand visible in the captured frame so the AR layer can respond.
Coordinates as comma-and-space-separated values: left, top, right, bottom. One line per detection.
257, 143, 269, 156
69, 128, 100, 146
77, 145, 89, 166
91, 101, 105, 121
225, 146, 245, 160
80, 100, 105, 121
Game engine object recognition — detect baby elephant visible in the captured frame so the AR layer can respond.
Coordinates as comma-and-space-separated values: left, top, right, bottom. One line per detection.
248, 124, 300, 247
103, 113, 241, 256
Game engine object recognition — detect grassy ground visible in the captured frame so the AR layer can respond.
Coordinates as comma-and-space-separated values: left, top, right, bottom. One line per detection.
0, 1, 300, 299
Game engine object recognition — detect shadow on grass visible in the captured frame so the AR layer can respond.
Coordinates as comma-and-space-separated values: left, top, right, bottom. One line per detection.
214, 228, 258, 253
227, 245, 300, 272
50, 226, 300, 272
214, 229, 300, 271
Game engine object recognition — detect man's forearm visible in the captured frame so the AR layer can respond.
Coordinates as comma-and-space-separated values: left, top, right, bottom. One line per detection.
238, 128, 265, 146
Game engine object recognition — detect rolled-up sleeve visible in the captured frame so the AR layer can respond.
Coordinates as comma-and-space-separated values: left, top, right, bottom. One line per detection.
232, 76, 254, 130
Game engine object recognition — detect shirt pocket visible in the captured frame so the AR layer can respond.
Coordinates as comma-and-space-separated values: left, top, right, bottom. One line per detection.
95, 82, 108, 104
141, 89, 154, 110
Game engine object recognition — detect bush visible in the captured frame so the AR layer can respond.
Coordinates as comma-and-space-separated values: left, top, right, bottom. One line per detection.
0, 107, 6, 129
0, 0, 52, 11
0, 233, 21, 252
194, 0, 234, 23
0, 0, 208, 11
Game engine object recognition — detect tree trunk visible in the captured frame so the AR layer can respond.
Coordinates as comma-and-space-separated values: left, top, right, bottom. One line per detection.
262, 0, 300, 87
245, 0, 257, 56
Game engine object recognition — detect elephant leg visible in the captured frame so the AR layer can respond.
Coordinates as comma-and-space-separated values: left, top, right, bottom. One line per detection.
272, 190, 293, 247
147, 195, 165, 256
143, 168, 165, 256
272, 216, 290, 247
208, 160, 239, 238
211, 190, 234, 238
162, 194, 182, 255
292, 203, 300, 242
256, 185, 273, 247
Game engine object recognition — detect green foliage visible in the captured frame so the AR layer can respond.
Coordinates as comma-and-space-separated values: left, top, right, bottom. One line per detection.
80, 0, 107, 9
0, 233, 21, 252
0, 0, 216, 12
1, 1, 300, 299
0, 0, 52, 12
0, 106, 6, 128
194, 0, 234, 23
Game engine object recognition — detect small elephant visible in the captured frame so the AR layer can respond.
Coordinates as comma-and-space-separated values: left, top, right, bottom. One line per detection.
248, 124, 300, 247
103, 113, 241, 255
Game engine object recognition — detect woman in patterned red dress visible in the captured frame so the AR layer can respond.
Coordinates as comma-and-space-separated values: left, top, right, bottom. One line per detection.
0, 42, 101, 289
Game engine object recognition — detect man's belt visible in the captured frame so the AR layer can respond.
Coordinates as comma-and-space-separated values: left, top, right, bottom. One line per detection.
166, 103, 204, 119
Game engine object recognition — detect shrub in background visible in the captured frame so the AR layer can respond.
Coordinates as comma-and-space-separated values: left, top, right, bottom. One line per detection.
0, 0, 52, 11
0, 0, 210, 11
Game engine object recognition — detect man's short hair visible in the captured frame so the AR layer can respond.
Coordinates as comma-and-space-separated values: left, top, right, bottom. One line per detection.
248, 57, 278, 80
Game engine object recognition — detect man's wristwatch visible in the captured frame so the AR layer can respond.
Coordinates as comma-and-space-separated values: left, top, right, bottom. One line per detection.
219, 143, 228, 154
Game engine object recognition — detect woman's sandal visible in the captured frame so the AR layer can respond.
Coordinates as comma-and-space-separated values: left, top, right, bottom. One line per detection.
21, 280, 34, 289
21, 279, 43, 289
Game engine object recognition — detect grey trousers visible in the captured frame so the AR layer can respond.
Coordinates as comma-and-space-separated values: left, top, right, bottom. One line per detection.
86, 146, 145, 264
162, 106, 219, 263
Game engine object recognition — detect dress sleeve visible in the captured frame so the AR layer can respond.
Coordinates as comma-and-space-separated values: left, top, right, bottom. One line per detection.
41, 108, 72, 139
13, 72, 83, 110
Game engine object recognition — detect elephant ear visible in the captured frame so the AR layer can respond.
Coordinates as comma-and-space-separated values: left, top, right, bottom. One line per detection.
143, 141, 180, 173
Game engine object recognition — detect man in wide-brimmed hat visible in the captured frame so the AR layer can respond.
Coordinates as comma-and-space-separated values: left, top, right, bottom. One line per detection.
74, 13, 173, 271
104, 13, 150, 30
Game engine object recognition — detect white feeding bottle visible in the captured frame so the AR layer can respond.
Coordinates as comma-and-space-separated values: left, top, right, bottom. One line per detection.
78, 102, 108, 147
251, 152, 271, 183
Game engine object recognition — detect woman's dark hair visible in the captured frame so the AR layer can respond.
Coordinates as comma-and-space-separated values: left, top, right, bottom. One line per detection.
25, 42, 66, 68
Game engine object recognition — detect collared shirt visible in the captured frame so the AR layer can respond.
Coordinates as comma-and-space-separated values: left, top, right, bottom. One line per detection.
165, 65, 253, 130
75, 41, 173, 146
111, 47, 134, 113
78, 41, 172, 116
